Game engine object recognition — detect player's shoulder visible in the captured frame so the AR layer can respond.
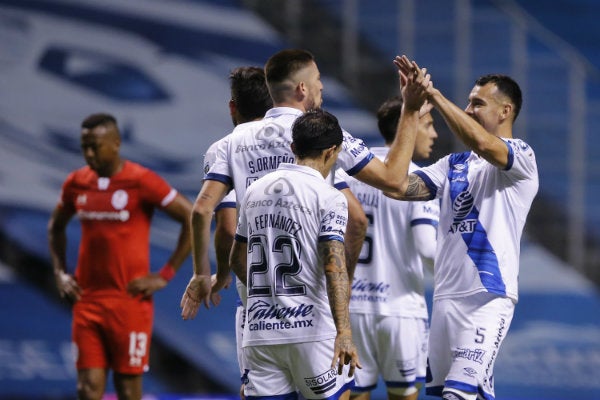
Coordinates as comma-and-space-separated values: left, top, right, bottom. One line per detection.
66, 165, 94, 186
119, 161, 169, 186
121, 160, 150, 176
503, 137, 535, 154
231, 119, 265, 136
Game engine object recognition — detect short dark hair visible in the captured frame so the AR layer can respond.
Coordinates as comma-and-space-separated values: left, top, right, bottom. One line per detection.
376, 96, 403, 144
291, 109, 343, 159
476, 74, 522, 121
230, 66, 272, 121
265, 49, 315, 103
81, 113, 117, 130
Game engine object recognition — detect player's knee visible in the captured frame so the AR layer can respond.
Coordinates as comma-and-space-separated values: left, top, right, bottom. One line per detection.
350, 391, 370, 400
77, 380, 104, 400
441, 388, 477, 400
387, 385, 418, 399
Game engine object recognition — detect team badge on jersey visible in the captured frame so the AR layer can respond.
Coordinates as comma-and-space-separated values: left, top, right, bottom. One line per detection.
111, 190, 129, 210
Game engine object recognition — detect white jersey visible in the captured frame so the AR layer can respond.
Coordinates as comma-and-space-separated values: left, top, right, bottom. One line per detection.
346, 147, 439, 318
207, 107, 374, 202
236, 163, 348, 347
414, 138, 538, 302
204, 138, 237, 209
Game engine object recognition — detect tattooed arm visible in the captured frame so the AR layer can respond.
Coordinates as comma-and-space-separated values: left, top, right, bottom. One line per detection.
384, 173, 433, 201
318, 239, 361, 377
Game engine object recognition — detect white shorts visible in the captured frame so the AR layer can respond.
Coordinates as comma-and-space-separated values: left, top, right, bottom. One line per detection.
350, 313, 428, 392
426, 292, 514, 399
244, 339, 355, 399
236, 303, 247, 380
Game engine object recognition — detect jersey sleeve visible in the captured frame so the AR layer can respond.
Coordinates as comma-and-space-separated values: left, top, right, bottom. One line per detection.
205, 139, 236, 210
502, 138, 538, 180
58, 172, 77, 213
139, 168, 177, 208
410, 197, 440, 228
318, 192, 348, 242
412, 155, 451, 200
206, 134, 234, 188
332, 168, 350, 191
337, 130, 374, 176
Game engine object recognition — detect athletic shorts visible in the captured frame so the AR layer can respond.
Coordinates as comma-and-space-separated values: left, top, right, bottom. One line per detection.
350, 313, 428, 392
244, 339, 355, 400
236, 303, 248, 380
426, 292, 514, 399
72, 296, 153, 374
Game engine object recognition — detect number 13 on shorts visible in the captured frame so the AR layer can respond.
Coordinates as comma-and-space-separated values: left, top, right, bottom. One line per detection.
128, 331, 148, 367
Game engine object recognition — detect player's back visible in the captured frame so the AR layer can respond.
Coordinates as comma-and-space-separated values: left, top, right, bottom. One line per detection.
208, 106, 375, 204
239, 163, 347, 347
208, 108, 301, 203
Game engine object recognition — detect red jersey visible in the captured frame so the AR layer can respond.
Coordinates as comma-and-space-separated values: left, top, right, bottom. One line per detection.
59, 160, 177, 299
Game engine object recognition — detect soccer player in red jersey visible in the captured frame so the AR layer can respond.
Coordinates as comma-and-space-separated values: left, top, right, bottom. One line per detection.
48, 113, 192, 400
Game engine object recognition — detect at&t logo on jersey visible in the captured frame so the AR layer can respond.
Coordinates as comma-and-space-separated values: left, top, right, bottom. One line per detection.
449, 190, 477, 234
452, 191, 473, 219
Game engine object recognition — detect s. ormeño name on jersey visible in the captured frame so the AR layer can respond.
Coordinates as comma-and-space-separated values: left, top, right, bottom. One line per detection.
236, 163, 348, 347
207, 107, 374, 203
414, 138, 538, 302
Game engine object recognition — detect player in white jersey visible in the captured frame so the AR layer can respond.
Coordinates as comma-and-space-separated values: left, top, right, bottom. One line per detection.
180, 49, 429, 314
387, 56, 539, 400
230, 109, 359, 400
202, 67, 273, 399
347, 96, 440, 400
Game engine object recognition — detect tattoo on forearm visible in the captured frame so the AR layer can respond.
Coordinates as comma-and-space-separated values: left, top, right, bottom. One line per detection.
319, 240, 351, 331
404, 174, 431, 200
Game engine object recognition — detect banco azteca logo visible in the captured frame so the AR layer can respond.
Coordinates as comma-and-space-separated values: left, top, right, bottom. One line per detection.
264, 178, 294, 196
255, 122, 285, 141
453, 190, 474, 219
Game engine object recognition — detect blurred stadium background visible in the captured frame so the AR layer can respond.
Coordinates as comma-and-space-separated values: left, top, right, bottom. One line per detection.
0, 0, 599, 399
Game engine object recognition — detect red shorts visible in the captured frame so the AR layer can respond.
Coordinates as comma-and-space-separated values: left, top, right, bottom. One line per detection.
72, 295, 153, 374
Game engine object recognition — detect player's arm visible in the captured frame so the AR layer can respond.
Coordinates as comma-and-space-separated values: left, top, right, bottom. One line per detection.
319, 239, 361, 377
354, 61, 429, 195
412, 223, 437, 274
162, 193, 194, 269
229, 238, 248, 287
426, 86, 510, 168
127, 193, 193, 297
180, 179, 228, 318
210, 206, 236, 302
339, 188, 367, 282
47, 205, 81, 303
